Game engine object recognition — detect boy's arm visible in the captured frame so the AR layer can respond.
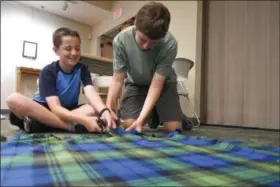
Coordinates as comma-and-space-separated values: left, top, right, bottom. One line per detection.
126, 73, 166, 132
137, 73, 165, 122
83, 85, 109, 114
106, 72, 125, 110
107, 37, 127, 111
80, 64, 109, 113
80, 64, 115, 128
140, 40, 178, 121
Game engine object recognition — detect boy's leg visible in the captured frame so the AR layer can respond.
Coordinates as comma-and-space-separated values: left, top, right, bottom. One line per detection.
120, 96, 146, 129
7, 93, 70, 131
156, 83, 184, 132
70, 104, 97, 116
119, 84, 148, 129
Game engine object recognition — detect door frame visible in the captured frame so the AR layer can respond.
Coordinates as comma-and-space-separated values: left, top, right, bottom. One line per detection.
195, 0, 210, 124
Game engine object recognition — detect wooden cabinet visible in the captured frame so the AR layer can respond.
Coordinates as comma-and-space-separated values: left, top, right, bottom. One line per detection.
101, 40, 113, 59
100, 17, 135, 59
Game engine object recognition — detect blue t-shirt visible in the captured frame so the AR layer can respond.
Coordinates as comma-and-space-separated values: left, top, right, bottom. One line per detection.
33, 61, 92, 108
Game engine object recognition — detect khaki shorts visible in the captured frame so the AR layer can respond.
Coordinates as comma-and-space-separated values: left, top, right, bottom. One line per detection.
120, 83, 183, 122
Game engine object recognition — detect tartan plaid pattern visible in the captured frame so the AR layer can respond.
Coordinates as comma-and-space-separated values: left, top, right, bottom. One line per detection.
1, 129, 279, 186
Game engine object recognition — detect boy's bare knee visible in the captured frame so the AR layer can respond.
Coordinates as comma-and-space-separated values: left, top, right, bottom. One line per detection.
163, 121, 181, 132
71, 104, 97, 116
84, 104, 97, 116
6, 93, 31, 116
6, 93, 23, 109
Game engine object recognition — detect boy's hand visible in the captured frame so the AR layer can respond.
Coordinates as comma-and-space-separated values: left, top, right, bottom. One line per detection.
126, 118, 145, 132
102, 110, 117, 129
110, 110, 119, 121
83, 116, 102, 132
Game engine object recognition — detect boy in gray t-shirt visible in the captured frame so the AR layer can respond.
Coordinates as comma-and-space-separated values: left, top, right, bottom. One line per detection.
106, 2, 184, 132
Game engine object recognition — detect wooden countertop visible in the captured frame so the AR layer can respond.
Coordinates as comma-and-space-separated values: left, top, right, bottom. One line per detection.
16, 66, 41, 72
81, 54, 113, 63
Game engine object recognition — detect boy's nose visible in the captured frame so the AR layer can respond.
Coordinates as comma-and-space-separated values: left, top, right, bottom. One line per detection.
141, 43, 149, 50
71, 49, 79, 55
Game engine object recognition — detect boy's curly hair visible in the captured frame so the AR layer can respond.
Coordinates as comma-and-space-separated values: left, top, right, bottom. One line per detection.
53, 27, 80, 48
135, 2, 171, 40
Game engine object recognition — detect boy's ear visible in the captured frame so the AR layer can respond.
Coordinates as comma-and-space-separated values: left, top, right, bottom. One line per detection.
53, 46, 59, 55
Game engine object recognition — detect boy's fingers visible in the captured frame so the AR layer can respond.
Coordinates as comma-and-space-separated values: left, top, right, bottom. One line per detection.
106, 116, 116, 129
112, 112, 118, 120
95, 126, 102, 133
126, 123, 136, 132
93, 122, 102, 132
136, 126, 143, 133
111, 121, 117, 129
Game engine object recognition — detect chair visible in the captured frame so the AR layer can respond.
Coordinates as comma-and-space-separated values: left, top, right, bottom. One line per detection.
92, 75, 120, 109
172, 58, 200, 127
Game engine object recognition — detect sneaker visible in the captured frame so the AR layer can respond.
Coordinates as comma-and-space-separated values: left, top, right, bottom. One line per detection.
74, 124, 89, 133
182, 115, 193, 131
1, 135, 7, 142
23, 116, 43, 133
9, 112, 24, 130
23, 116, 32, 133
148, 108, 160, 129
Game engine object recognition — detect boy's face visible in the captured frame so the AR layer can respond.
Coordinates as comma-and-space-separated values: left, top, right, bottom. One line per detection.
53, 36, 81, 66
135, 29, 160, 51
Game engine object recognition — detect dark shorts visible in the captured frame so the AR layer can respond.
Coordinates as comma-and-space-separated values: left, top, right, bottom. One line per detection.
120, 83, 184, 122
9, 101, 83, 133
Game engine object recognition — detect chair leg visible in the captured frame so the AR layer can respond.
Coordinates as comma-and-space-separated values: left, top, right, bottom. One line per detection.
178, 81, 200, 127
185, 96, 200, 127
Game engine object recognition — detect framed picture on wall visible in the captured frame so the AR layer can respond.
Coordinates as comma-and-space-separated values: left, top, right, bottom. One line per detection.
22, 41, 37, 59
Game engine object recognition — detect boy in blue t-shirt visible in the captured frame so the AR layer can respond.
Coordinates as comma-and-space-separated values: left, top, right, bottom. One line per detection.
7, 27, 116, 133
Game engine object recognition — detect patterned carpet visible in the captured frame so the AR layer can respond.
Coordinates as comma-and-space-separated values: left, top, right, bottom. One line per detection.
1, 113, 280, 186
1, 129, 280, 186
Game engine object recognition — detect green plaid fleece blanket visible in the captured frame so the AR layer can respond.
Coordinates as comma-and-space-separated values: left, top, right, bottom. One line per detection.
1, 129, 280, 186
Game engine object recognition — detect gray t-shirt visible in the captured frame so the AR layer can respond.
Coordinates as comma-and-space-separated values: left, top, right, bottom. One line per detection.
113, 26, 177, 86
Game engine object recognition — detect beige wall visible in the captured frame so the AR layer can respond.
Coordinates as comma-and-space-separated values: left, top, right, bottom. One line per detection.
91, 1, 199, 117
1, 1, 92, 109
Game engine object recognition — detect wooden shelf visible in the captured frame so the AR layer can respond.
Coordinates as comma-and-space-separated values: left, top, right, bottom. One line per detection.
16, 66, 41, 93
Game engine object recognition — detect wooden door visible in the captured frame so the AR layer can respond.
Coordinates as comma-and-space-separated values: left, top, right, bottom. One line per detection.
202, 1, 279, 129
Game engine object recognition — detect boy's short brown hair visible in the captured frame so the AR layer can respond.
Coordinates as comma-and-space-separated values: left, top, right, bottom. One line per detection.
135, 2, 171, 40
53, 27, 81, 48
